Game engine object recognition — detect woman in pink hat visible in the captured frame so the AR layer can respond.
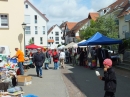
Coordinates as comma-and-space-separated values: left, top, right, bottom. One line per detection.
98, 58, 117, 97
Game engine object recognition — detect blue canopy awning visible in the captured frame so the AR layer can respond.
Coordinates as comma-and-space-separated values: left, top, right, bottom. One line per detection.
78, 32, 122, 46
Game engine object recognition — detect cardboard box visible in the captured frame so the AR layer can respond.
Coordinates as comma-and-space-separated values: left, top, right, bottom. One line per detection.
17, 75, 32, 86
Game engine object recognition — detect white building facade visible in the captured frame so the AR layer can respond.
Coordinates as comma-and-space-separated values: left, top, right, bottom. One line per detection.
48, 25, 64, 48
24, 0, 49, 47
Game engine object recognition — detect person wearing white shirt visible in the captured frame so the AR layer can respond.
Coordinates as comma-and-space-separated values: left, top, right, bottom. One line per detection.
59, 49, 65, 68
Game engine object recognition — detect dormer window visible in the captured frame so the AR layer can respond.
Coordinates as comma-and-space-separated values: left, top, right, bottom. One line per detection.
26, 5, 28, 9
104, 9, 106, 14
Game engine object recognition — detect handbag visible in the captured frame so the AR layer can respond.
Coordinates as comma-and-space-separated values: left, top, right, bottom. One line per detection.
44, 58, 49, 63
44, 52, 49, 63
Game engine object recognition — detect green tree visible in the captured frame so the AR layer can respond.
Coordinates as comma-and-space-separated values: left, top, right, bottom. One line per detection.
79, 16, 119, 40
79, 20, 97, 40
28, 38, 34, 45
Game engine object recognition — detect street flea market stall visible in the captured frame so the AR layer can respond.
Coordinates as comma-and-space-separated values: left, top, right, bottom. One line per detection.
78, 32, 122, 68
0, 53, 37, 97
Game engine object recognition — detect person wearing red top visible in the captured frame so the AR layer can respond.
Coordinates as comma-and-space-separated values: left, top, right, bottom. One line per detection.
52, 49, 59, 69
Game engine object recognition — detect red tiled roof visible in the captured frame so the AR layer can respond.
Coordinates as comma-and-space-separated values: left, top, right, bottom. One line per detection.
107, 0, 127, 14
71, 18, 89, 34
48, 39, 54, 43
66, 22, 77, 30
60, 21, 68, 28
24, 0, 49, 22
66, 18, 89, 36
118, 0, 130, 17
98, 0, 128, 17
88, 12, 99, 21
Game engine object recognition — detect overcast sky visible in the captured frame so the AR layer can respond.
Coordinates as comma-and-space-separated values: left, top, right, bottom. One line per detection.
29, 0, 116, 29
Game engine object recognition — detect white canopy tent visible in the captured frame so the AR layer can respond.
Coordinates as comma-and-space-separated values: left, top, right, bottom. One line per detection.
72, 40, 86, 48
58, 45, 65, 49
64, 42, 76, 48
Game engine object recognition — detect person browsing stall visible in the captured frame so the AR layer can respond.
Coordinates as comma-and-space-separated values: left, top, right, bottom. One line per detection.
12, 48, 24, 75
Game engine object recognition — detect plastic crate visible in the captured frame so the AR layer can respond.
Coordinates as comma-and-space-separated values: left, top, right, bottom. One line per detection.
10, 58, 17, 63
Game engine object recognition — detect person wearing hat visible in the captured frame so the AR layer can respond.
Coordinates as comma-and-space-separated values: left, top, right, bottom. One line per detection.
33, 48, 45, 78
98, 58, 117, 97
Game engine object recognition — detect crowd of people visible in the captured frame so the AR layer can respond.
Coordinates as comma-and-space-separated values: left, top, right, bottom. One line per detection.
10, 46, 118, 97
11, 44, 123, 78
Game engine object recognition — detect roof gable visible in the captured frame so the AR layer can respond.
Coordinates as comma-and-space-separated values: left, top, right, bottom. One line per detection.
47, 24, 61, 35
88, 12, 99, 21
66, 22, 77, 30
71, 18, 89, 33
60, 21, 68, 28
24, 0, 49, 22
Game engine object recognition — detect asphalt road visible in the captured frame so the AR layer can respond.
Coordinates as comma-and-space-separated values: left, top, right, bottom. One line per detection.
62, 64, 130, 97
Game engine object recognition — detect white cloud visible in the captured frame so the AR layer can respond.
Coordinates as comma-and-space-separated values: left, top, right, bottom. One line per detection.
29, 0, 116, 29
91, 0, 116, 11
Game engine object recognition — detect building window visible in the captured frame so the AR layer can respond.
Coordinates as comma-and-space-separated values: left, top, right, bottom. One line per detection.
24, 15, 30, 24
55, 32, 59, 36
34, 15, 37, 23
55, 37, 59, 41
52, 37, 53, 39
122, 25, 127, 34
0, 14, 8, 28
56, 42, 59, 44
35, 26, 38, 34
40, 37, 43, 44
25, 26, 31, 34
52, 32, 53, 34
43, 31, 45, 34
50, 37, 51, 39
43, 26, 45, 34
26, 5, 28, 8
61, 32, 62, 34
43, 26, 45, 30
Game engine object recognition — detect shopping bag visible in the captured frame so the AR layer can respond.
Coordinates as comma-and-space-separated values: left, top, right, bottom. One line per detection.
88, 62, 91, 66
44, 58, 49, 63
88, 52, 92, 58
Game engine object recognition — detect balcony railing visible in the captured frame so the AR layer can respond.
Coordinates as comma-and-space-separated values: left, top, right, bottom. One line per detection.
125, 32, 130, 39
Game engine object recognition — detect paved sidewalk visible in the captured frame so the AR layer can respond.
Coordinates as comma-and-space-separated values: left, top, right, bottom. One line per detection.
21, 63, 69, 97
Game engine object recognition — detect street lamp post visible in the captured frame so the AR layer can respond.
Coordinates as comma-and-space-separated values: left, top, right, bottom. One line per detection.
22, 22, 26, 57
